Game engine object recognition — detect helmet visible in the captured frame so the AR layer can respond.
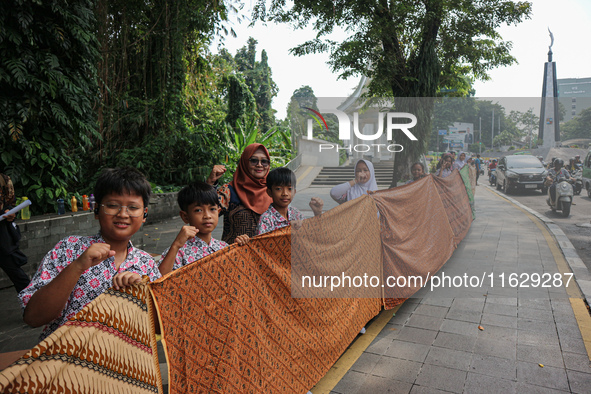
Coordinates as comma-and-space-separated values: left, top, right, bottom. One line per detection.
554, 159, 564, 168
493, 159, 497, 162
575, 155, 580, 159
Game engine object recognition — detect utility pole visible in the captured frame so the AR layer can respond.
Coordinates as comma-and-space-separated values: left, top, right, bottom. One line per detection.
479, 117, 482, 155
491, 109, 494, 150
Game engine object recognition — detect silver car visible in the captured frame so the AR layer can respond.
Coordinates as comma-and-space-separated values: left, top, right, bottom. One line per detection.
496, 155, 548, 194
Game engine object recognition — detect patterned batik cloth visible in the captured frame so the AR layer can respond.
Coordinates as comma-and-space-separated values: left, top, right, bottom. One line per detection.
0, 279, 163, 394
217, 183, 261, 244
257, 204, 303, 235
160, 236, 228, 270
19, 234, 161, 340
150, 226, 381, 394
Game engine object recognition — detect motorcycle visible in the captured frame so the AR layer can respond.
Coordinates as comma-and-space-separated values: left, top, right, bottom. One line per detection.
488, 168, 496, 186
546, 175, 573, 217
572, 167, 583, 195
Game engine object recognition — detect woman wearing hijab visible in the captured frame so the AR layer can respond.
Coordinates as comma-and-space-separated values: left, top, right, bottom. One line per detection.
453, 152, 467, 171
206, 143, 273, 244
330, 159, 379, 204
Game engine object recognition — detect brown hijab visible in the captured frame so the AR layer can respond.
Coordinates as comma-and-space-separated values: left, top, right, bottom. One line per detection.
230, 143, 273, 215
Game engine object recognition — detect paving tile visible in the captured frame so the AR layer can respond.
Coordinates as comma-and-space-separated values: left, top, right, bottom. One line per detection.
384, 340, 430, 363
451, 298, 486, 311
516, 361, 570, 392
469, 354, 517, 380
485, 296, 517, 306
370, 356, 422, 384
517, 307, 555, 322
514, 382, 570, 393
517, 317, 557, 335
424, 346, 472, 371
444, 309, 482, 324
566, 369, 591, 394
463, 372, 517, 394
410, 385, 451, 394
432, 332, 477, 353
354, 375, 414, 394
558, 336, 589, 356
420, 297, 453, 308
517, 343, 564, 368
517, 328, 559, 347
332, 370, 367, 394
473, 337, 516, 360
395, 327, 438, 346
365, 336, 395, 356
350, 352, 381, 374
483, 302, 518, 317
476, 324, 517, 342
480, 313, 517, 329
414, 364, 467, 393
405, 314, 444, 331
562, 352, 591, 374
413, 304, 449, 318
518, 298, 551, 311
440, 319, 480, 337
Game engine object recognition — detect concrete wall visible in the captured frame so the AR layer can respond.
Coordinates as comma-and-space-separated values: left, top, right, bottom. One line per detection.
0, 192, 179, 289
299, 137, 340, 167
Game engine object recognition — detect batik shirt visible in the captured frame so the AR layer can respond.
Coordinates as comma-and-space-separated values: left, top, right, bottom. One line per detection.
19, 233, 161, 340
160, 237, 228, 270
257, 205, 303, 235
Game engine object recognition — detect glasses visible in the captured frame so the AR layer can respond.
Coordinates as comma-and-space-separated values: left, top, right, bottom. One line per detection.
248, 158, 270, 167
100, 203, 144, 217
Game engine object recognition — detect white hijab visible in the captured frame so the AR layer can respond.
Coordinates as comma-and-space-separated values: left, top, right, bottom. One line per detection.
347, 159, 379, 200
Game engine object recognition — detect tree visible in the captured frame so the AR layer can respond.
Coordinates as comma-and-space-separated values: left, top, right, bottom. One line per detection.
0, 0, 99, 214
562, 107, 591, 141
254, 0, 531, 185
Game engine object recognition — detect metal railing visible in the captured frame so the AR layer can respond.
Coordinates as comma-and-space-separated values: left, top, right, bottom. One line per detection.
285, 154, 302, 172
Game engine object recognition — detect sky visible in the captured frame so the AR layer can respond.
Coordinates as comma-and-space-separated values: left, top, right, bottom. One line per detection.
212, 0, 591, 119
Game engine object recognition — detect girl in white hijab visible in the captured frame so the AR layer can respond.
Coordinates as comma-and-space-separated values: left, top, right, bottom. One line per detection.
330, 159, 379, 204
453, 152, 467, 171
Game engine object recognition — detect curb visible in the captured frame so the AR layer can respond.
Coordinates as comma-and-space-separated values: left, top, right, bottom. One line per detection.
483, 185, 591, 306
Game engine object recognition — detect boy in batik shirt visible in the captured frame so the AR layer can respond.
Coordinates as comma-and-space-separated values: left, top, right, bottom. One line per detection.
19, 167, 161, 341
158, 181, 249, 275
257, 167, 323, 235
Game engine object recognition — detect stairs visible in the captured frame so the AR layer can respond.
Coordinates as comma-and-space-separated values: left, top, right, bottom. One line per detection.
310, 160, 394, 188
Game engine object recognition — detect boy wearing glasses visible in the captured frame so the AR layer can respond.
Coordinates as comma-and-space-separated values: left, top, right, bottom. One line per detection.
19, 167, 162, 341
158, 181, 249, 275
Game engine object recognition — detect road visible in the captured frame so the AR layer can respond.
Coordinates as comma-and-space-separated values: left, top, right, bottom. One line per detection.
491, 183, 591, 272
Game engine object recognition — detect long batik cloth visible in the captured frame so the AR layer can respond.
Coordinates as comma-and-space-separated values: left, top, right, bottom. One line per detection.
0, 279, 162, 394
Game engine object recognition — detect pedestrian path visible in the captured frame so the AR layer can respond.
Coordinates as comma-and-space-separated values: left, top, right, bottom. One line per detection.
320, 186, 591, 394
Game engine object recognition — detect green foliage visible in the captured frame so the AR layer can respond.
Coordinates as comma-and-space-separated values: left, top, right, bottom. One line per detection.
0, 0, 99, 214
562, 107, 591, 140
254, 0, 531, 185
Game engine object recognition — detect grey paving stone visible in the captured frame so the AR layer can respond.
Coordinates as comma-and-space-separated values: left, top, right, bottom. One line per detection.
414, 364, 467, 393
473, 337, 516, 361
518, 307, 555, 321
390, 312, 412, 325
397, 302, 419, 314
485, 296, 517, 306
451, 298, 486, 310
516, 361, 569, 392
566, 369, 591, 394
517, 317, 557, 335
421, 297, 454, 308
559, 336, 589, 356
384, 340, 430, 363
483, 302, 518, 317
370, 356, 422, 384
424, 346, 472, 371
413, 304, 449, 318
350, 352, 381, 374
395, 327, 438, 346
562, 351, 591, 374
445, 309, 482, 324
463, 372, 517, 394
481, 313, 518, 329
332, 370, 368, 394
469, 354, 517, 380
477, 324, 517, 342
518, 298, 551, 310
365, 336, 395, 356
556, 322, 584, 341
517, 343, 564, 368
410, 385, 451, 394
440, 319, 480, 337
514, 382, 570, 393
405, 314, 444, 331
355, 375, 414, 394
517, 328, 559, 347
432, 332, 477, 353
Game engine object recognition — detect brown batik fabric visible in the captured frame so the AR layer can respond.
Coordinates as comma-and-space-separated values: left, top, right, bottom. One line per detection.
150, 225, 381, 394
0, 278, 162, 394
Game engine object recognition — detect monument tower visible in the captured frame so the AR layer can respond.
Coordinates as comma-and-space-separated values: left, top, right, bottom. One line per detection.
538, 29, 560, 148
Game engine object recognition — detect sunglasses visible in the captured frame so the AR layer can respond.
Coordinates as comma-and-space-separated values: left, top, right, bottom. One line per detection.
249, 158, 270, 167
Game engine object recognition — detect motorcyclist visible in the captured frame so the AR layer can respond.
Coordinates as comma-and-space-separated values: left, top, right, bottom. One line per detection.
545, 159, 571, 204
567, 158, 576, 172
574, 155, 582, 168
488, 159, 497, 176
